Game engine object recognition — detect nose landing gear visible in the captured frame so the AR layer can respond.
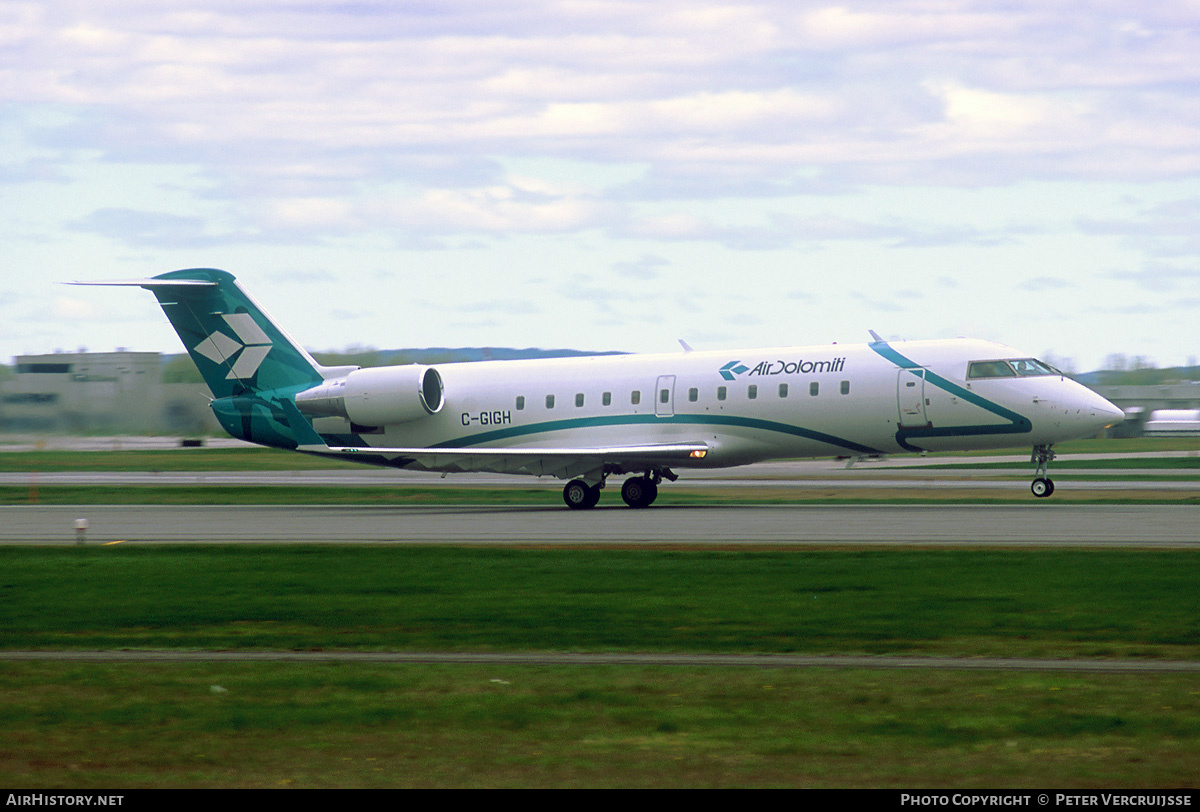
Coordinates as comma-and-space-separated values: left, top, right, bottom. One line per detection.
1030, 445, 1056, 498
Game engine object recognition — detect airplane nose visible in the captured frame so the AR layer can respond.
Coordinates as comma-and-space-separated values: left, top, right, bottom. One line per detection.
1042, 385, 1125, 439
1086, 392, 1124, 431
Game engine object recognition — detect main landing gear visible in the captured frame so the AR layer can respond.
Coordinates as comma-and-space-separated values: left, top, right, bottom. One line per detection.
620, 475, 658, 509
562, 469, 676, 510
1030, 444, 1056, 498
562, 479, 601, 510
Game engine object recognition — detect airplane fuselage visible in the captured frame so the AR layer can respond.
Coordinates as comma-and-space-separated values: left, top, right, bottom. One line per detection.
303, 338, 1119, 469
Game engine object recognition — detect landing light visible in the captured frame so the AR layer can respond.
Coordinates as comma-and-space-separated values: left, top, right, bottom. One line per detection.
690, 450, 707, 459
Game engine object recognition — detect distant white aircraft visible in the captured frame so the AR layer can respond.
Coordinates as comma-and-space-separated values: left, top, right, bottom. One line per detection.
75, 269, 1123, 508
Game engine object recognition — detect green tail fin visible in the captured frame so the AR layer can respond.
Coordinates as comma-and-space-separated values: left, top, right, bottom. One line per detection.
144, 268, 324, 400
76, 268, 331, 449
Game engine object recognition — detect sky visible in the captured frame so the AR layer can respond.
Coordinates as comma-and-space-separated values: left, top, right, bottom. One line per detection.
3, 1, 1200, 373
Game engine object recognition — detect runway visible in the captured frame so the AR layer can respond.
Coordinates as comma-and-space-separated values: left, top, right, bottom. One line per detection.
4, 503, 1199, 546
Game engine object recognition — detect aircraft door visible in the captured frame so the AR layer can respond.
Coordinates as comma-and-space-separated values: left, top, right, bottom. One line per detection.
897, 369, 929, 429
655, 375, 676, 418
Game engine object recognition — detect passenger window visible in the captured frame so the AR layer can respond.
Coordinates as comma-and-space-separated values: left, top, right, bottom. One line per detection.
575, 393, 584, 407
631, 390, 641, 405
840, 380, 850, 395
516, 395, 525, 410
748, 384, 757, 400
545, 394, 555, 409
602, 392, 612, 406
778, 383, 788, 398
810, 382, 819, 396
688, 387, 698, 402
717, 386, 726, 401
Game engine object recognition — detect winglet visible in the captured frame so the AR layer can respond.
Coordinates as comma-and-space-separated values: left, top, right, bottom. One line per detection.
868, 330, 884, 343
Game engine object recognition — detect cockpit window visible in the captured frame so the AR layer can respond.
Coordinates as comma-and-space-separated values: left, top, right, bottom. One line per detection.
968, 358, 1062, 379
1010, 358, 1057, 376
967, 360, 1017, 379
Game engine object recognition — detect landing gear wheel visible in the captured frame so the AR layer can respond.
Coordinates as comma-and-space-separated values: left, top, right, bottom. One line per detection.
1031, 477, 1055, 498
1030, 445, 1057, 499
621, 476, 658, 508
563, 479, 600, 510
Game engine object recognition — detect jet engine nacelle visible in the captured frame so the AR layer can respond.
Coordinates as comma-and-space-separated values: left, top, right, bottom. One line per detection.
295, 364, 445, 427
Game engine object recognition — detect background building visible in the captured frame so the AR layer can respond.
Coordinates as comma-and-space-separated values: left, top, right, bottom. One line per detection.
0, 351, 218, 435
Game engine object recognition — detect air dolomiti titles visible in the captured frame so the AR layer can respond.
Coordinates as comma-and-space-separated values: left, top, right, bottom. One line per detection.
743, 357, 847, 376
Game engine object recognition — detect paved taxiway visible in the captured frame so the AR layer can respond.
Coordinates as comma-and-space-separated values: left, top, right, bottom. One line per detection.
3, 503, 1198, 546
2, 649, 1196, 673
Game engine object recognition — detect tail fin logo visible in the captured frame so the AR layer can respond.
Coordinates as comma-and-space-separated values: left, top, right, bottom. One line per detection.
193, 313, 273, 380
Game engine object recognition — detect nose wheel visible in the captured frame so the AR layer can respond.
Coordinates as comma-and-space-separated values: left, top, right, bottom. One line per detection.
1030, 445, 1056, 498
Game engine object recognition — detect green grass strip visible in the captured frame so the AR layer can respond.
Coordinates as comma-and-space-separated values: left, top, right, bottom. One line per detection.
3, 546, 1197, 659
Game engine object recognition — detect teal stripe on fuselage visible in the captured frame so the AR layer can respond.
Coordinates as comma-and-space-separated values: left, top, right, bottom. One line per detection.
430, 412, 884, 456
868, 341, 1032, 451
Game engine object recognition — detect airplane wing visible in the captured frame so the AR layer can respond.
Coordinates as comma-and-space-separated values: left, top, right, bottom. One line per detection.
283, 398, 707, 479
296, 441, 708, 480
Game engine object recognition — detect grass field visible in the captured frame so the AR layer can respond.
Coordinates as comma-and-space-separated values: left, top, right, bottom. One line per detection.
2, 661, 1196, 788
2, 545, 1199, 787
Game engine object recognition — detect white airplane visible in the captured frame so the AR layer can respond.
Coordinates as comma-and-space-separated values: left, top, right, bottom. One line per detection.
75, 268, 1124, 509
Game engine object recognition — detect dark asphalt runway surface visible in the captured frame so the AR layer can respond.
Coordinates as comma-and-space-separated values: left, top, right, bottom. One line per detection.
4, 503, 1199, 546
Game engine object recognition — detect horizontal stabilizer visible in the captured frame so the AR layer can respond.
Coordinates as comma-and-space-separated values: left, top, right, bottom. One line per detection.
68, 279, 217, 289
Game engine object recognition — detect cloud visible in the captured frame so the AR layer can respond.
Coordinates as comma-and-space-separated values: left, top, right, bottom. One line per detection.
612, 254, 670, 280
1108, 265, 1200, 292
615, 210, 1025, 251
1078, 198, 1200, 258
66, 208, 221, 248
7, 0, 1200, 196
850, 292, 909, 313
457, 298, 543, 316
1020, 276, 1075, 292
